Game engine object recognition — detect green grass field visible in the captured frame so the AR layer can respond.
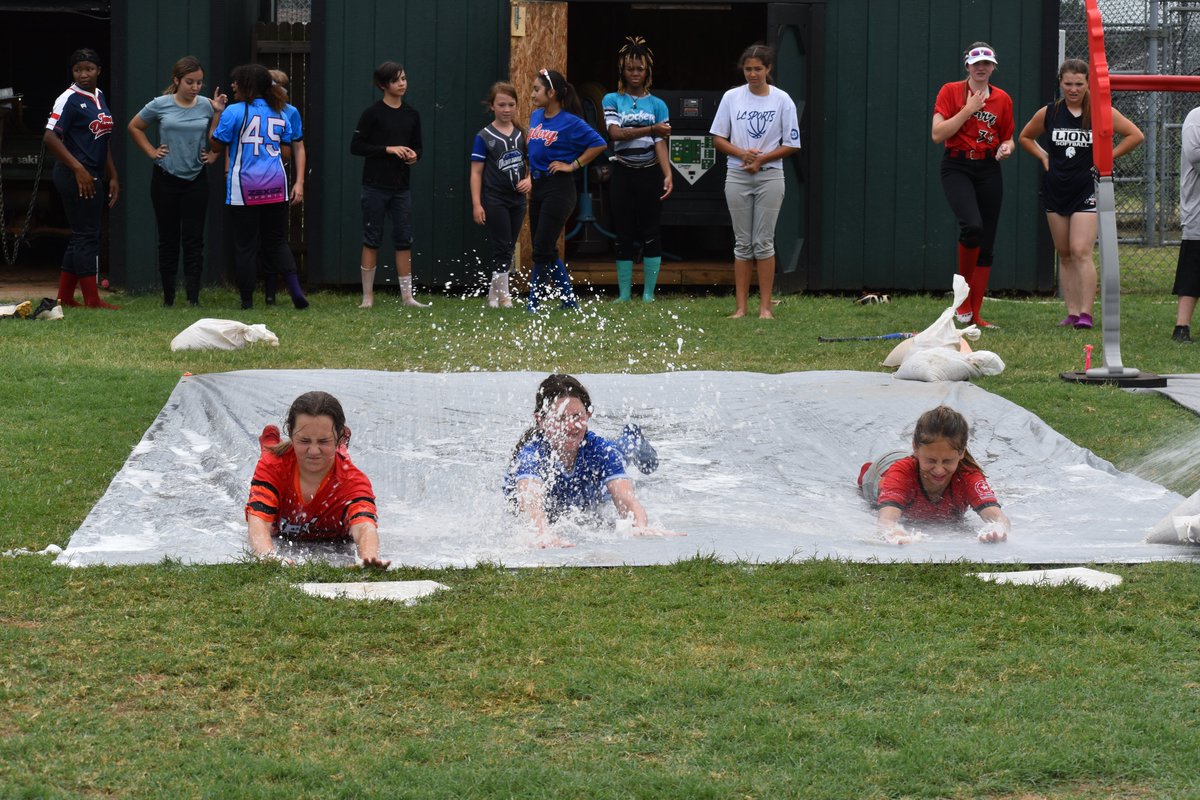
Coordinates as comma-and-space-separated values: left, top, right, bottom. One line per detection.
2, 288, 1199, 798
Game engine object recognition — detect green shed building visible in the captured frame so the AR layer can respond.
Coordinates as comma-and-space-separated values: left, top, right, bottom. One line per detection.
0, 0, 1057, 295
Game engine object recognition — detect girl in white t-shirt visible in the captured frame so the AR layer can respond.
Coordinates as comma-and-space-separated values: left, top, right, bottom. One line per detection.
710, 43, 801, 319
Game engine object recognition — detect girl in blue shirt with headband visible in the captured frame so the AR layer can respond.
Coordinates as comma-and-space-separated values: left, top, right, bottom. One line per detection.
525, 69, 606, 311
505, 374, 674, 548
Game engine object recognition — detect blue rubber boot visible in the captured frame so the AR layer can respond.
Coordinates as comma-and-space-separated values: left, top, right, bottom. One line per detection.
283, 272, 309, 310
614, 260, 634, 302
552, 259, 580, 310
642, 256, 661, 302
526, 263, 546, 312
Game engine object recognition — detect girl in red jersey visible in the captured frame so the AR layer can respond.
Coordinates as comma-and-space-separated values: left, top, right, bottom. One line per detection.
245, 391, 389, 568
932, 42, 1016, 328
858, 405, 1010, 545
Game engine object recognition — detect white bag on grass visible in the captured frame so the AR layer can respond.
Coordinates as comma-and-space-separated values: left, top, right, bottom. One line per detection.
170, 318, 279, 351
1146, 487, 1200, 544
883, 275, 981, 367
894, 347, 1006, 382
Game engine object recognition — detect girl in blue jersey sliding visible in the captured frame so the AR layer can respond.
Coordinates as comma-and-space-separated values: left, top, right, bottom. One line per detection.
504, 374, 675, 548
525, 69, 606, 311
209, 63, 308, 310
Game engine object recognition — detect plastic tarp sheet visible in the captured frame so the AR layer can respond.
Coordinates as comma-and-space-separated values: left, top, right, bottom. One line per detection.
58, 369, 1198, 568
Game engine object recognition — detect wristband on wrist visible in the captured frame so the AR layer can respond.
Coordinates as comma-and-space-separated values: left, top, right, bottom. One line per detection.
574, 159, 582, 170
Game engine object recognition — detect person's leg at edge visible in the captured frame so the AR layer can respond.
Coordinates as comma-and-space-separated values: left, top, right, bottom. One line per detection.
1172, 239, 1200, 342
526, 181, 547, 311
724, 170, 754, 318
1069, 211, 1099, 328
358, 185, 384, 308
611, 164, 635, 302
940, 160, 983, 322
151, 167, 181, 306
969, 163, 1004, 327
638, 166, 663, 302
750, 170, 785, 318
70, 178, 118, 310
1046, 212, 1078, 324
230, 205, 262, 308
180, 171, 209, 306
261, 201, 307, 309
537, 175, 578, 309
360, 246, 377, 308
392, 190, 428, 308
51, 164, 87, 307
498, 199, 524, 307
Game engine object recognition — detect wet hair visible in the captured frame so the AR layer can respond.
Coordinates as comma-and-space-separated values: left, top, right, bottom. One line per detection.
373, 61, 405, 91
511, 374, 593, 459
230, 63, 287, 112
271, 391, 348, 456
738, 42, 775, 84
617, 36, 655, 94
1054, 58, 1091, 131
483, 80, 526, 138
536, 68, 583, 117
912, 405, 981, 472
163, 55, 203, 96
70, 48, 101, 69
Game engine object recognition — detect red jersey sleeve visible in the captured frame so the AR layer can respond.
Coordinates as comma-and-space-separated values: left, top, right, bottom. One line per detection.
958, 465, 1000, 512
246, 425, 288, 523
933, 81, 963, 122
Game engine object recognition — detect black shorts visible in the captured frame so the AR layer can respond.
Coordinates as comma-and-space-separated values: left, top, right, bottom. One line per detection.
1173, 239, 1200, 298
1042, 171, 1096, 216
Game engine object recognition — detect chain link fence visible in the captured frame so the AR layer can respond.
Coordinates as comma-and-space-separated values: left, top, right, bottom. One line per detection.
1061, 0, 1200, 292
273, 0, 311, 24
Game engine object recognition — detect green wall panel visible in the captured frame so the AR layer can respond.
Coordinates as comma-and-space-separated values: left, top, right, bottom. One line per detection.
819, 0, 1053, 291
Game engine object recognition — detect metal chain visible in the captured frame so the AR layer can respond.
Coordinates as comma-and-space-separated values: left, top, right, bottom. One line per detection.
0, 122, 48, 266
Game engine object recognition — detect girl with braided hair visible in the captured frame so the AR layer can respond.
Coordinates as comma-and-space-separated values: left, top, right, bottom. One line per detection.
602, 36, 673, 302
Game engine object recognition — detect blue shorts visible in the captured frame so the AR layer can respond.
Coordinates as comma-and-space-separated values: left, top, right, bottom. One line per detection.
361, 185, 412, 251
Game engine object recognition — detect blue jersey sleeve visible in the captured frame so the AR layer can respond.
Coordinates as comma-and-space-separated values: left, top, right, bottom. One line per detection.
285, 105, 303, 140
470, 133, 487, 162
212, 103, 241, 144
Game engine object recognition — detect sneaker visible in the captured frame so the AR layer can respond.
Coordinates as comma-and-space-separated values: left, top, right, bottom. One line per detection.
1073, 313, 1093, 330
1058, 314, 1079, 327
616, 423, 659, 475
974, 318, 1000, 330
1173, 325, 1193, 344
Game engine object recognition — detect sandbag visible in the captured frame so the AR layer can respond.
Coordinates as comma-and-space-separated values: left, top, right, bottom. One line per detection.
883, 275, 981, 368
170, 318, 279, 351
1146, 486, 1200, 544
895, 348, 1005, 382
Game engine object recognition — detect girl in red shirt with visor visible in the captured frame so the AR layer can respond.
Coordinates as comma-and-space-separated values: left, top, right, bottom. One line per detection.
932, 42, 1016, 328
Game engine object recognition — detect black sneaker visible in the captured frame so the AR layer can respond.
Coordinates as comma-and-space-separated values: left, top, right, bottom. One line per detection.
1173, 325, 1193, 344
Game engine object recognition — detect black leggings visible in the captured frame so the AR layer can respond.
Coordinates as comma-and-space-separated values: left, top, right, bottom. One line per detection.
940, 156, 1003, 266
482, 191, 526, 273
528, 172, 576, 265
229, 202, 296, 299
610, 162, 663, 260
151, 166, 209, 301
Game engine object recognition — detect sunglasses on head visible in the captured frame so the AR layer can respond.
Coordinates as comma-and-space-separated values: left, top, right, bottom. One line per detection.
968, 47, 995, 59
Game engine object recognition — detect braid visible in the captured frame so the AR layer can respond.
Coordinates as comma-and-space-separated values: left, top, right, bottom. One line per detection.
617, 35, 655, 93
